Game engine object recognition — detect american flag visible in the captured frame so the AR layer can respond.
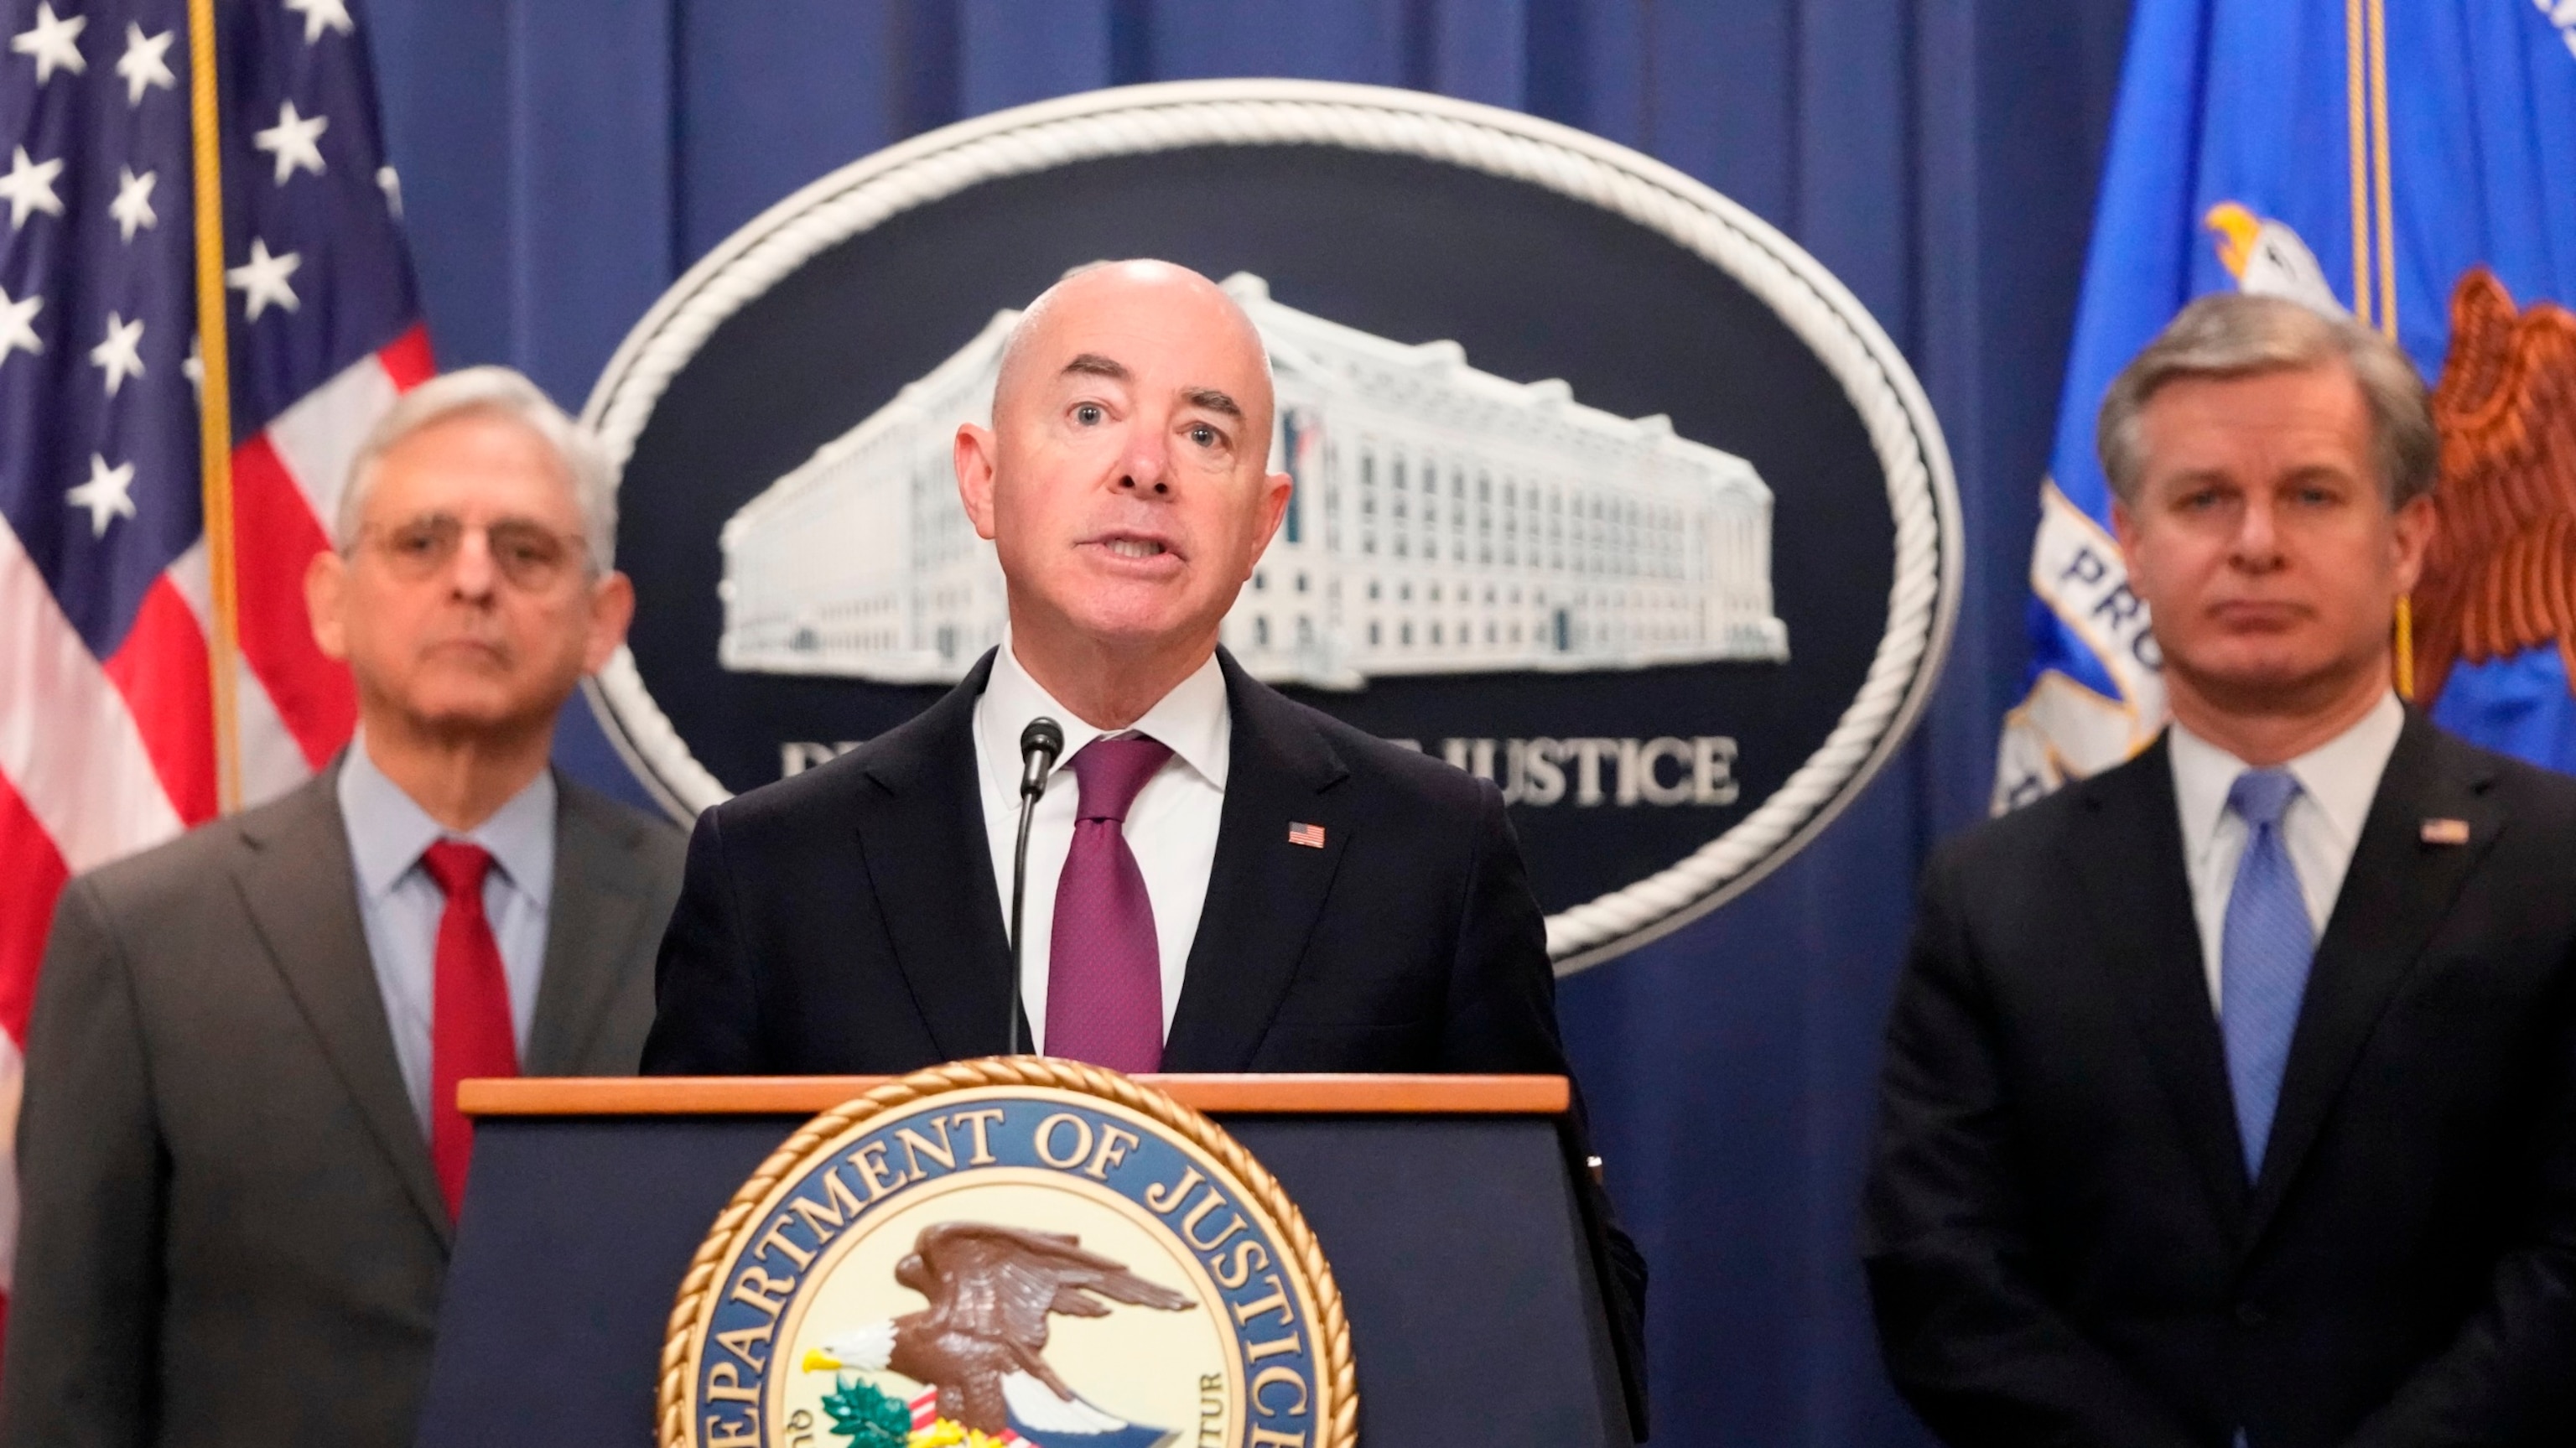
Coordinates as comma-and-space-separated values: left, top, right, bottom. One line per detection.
0, 0, 425, 1315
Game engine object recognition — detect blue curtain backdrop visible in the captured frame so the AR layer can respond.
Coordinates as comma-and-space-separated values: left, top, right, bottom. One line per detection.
360, 3, 2131, 1442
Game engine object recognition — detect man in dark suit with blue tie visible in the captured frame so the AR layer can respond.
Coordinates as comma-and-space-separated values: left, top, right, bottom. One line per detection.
640, 259, 1645, 1420
1863, 293, 2576, 1447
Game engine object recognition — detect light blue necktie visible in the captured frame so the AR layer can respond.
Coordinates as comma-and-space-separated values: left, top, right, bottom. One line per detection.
2220, 768, 2314, 1180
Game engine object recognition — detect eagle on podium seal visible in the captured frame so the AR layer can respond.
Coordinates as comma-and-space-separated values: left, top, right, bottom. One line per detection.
662, 1061, 1354, 1448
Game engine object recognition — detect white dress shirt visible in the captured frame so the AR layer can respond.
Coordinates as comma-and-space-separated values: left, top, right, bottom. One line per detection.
2167, 691, 2404, 1011
337, 736, 555, 1131
974, 642, 1230, 1051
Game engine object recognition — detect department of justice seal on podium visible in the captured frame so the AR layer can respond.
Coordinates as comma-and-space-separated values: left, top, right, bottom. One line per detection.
662, 1061, 1354, 1448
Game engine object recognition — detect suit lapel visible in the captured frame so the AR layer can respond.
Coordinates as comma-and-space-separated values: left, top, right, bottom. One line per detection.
2244, 714, 2499, 1241
1161, 653, 1353, 1072
856, 655, 1017, 1061
522, 777, 657, 1076
2067, 739, 2252, 1237
231, 769, 451, 1245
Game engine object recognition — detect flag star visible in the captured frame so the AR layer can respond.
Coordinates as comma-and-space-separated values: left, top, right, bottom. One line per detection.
377, 164, 402, 218
252, 99, 329, 186
10, 3, 86, 85
66, 454, 138, 538
108, 165, 156, 241
281, 0, 353, 46
89, 312, 145, 397
182, 332, 202, 394
0, 146, 66, 228
113, 22, 174, 106
0, 285, 43, 367
226, 237, 302, 319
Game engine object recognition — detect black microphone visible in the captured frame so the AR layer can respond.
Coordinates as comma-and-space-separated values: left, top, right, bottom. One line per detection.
1008, 717, 1064, 1056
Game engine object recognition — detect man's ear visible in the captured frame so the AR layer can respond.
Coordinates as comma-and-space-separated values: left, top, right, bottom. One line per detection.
1254, 469, 1293, 552
305, 549, 349, 661
582, 569, 637, 673
2108, 493, 2147, 569
2390, 491, 2436, 595
955, 423, 1000, 542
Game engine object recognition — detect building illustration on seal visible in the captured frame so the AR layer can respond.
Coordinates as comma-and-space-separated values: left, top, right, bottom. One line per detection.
716, 273, 1788, 688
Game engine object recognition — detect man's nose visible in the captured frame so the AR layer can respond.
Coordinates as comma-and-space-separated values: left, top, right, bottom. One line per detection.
2231, 495, 2283, 565
1114, 423, 1173, 497
449, 527, 500, 597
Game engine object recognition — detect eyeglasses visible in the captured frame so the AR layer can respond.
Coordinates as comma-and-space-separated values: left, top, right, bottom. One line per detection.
356, 513, 590, 591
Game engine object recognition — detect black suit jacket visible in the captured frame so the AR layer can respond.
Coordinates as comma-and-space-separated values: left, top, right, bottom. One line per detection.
1863, 714, 2576, 1448
0, 765, 684, 1448
644, 648, 1647, 1429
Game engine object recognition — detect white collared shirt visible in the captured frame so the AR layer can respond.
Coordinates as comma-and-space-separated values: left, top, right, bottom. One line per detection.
973, 642, 1230, 1050
337, 734, 556, 1131
2167, 691, 2405, 1011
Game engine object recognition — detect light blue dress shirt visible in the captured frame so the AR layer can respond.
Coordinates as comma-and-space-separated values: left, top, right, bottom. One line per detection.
337, 740, 555, 1133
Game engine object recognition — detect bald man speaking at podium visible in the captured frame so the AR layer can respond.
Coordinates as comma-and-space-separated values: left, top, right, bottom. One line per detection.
641, 260, 1644, 1404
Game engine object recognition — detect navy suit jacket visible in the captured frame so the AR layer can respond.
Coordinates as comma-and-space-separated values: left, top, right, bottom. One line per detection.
1864, 714, 2576, 1448
642, 647, 1648, 1429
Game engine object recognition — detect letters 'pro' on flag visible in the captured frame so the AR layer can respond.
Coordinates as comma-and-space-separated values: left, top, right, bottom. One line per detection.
1995, 0, 2576, 811
0, 0, 427, 1309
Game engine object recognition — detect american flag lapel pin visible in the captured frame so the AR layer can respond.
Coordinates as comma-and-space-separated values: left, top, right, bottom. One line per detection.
1287, 821, 1327, 849
2420, 817, 2470, 846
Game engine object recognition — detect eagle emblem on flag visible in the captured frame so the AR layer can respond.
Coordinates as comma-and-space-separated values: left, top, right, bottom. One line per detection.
2410, 269, 2576, 706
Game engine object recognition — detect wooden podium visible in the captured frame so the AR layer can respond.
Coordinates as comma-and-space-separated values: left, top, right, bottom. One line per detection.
415, 1074, 1636, 1445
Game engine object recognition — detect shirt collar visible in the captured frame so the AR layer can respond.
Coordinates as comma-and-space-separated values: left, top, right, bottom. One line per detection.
337, 733, 558, 906
978, 641, 1232, 792
2168, 690, 2404, 856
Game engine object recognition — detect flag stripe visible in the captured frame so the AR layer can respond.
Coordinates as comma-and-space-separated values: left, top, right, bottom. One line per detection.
231, 433, 356, 769
0, 775, 73, 1045
266, 345, 406, 534
165, 540, 319, 807
380, 324, 435, 390
0, 516, 189, 875
99, 576, 220, 827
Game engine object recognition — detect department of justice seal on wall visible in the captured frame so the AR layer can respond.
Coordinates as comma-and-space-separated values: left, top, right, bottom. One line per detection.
584, 79, 1961, 972
662, 1060, 1353, 1448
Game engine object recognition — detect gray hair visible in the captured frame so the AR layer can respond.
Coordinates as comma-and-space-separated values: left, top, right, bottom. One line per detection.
338, 365, 617, 572
2096, 292, 2436, 508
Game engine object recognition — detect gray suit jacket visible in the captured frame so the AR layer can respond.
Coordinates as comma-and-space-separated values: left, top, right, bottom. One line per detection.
0, 762, 684, 1448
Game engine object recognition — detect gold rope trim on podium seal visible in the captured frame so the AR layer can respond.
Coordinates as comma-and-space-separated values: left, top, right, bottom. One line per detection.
657, 1056, 1358, 1448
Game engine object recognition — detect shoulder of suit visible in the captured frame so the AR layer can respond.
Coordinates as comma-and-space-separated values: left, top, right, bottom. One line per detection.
557, 774, 688, 868
1245, 677, 1494, 815
2419, 719, 2576, 824
1929, 743, 2166, 874
66, 771, 335, 910
690, 693, 958, 851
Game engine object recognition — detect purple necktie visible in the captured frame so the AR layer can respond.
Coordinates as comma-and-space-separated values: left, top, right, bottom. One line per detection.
1046, 734, 1174, 1072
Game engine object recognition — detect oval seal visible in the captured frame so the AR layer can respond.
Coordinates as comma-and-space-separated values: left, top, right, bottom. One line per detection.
584, 79, 1962, 971
662, 1060, 1353, 1448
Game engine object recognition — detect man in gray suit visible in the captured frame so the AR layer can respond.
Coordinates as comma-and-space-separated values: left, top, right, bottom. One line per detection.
0, 367, 684, 1447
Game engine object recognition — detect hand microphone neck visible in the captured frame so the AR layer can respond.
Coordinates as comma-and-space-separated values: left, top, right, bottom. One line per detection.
1008, 717, 1065, 1056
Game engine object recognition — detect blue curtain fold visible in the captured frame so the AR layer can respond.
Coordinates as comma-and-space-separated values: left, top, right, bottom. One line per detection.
365, 3, 2131, 1442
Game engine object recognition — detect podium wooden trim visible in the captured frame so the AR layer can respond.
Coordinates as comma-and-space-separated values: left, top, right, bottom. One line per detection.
458, 1072, 1569, 1117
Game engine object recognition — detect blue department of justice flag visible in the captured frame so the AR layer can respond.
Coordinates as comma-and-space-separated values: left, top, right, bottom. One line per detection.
1993, 0, 2576, 810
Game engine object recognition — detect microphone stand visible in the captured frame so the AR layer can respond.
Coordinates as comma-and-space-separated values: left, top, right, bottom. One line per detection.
1009, 717, 1063, 1057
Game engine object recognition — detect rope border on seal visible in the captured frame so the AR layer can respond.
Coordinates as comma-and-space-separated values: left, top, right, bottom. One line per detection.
657, 1057, 1357, 1448
579, 78, 1962, 975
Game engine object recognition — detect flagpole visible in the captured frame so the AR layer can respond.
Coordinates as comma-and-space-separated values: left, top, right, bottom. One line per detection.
186, 0, 242, 813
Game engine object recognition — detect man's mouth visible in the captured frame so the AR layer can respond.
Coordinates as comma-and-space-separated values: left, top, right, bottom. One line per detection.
2209, 599, 2308, 628
1102, 537, 1167, 559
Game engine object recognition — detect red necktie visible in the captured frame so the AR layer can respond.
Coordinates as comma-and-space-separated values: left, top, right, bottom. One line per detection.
1046, 735, 1172, 1072
420, 840, 519, 1221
